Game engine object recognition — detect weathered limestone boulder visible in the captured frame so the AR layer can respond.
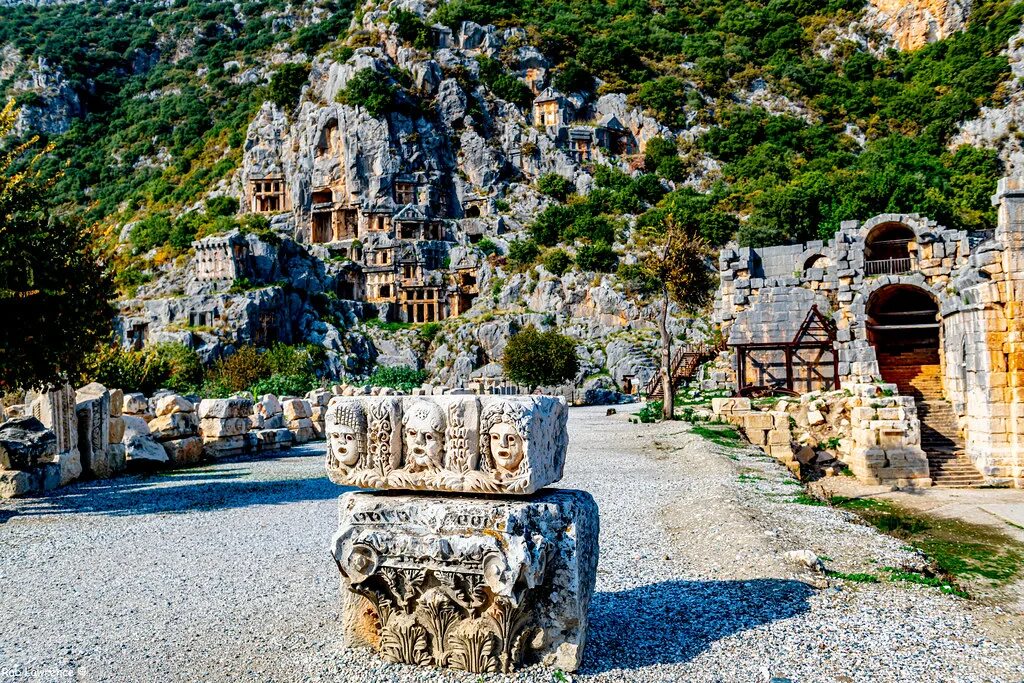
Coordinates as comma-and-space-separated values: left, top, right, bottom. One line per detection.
76, 383, 125, 478
0, 417, 61, 498
324, 395, 568, 494
149, 412, 200, 441
331, 489, 599, 673
122, 392, 149, 416
121, 415, 169, 465
254, 428, 294, 452
199, 417, 249, 438
0, 417, 57, 470
156, 394, 194, 417
307, 388, 331, 438
30, 384, 81, 485
162, 435, 204, 466
283, 398, 315, 443
197, 398, 253, 458
255, 394, 285, 429
197, 397, 253, 419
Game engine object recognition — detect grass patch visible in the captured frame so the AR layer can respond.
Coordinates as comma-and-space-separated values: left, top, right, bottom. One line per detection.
883, 567, 970, 598
826, 570, 879, 583
691, 424, 742, 448
737, 473, 764, 484
832, 497, 1024, 587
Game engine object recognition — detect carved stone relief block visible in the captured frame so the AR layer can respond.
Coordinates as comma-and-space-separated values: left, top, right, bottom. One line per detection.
324, 396, 567, 494
330, 489, 599, 673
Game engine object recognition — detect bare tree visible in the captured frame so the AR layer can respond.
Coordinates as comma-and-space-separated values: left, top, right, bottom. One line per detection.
634, 215, 715, 420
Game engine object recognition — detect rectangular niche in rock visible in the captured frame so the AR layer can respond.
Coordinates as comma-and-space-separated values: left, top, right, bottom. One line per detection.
324, 395, 568, 495
330, 489, 599, 674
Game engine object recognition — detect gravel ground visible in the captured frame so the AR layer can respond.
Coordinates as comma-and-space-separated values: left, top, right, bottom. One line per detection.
1, 406, 1023, 683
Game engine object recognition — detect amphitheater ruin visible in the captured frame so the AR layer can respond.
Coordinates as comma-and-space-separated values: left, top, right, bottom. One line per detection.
712, 178, 1024, 489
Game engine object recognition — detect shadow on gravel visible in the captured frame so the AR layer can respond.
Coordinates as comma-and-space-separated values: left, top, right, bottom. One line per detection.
583, 578, 813, 672
4, 445, 349, 519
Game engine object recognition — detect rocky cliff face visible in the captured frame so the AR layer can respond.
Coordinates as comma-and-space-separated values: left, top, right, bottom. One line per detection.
112, 0, 699, 397
866, 0, 972, 51
951, 26, 1024, 173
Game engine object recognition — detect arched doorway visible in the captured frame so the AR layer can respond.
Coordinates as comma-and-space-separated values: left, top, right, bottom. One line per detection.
865, 222, 914, 275
867, 284, 940, 396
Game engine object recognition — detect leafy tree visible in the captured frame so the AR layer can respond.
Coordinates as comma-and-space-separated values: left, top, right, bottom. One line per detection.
0, 100, 115, 390
634, 214, 715, 419
636, 76, 692, 128
502, 325, 579, 392
337, 68, 397, 117
553, 60, 593, 93
267, 62, 311, 110
529, 204, 575, 246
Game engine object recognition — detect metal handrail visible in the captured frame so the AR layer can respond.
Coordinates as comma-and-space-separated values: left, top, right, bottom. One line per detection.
865, 257, 912, 276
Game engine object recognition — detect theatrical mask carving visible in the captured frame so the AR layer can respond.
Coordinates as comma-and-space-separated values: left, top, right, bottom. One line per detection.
401, 401, 446, 471
323, 395, 567, 494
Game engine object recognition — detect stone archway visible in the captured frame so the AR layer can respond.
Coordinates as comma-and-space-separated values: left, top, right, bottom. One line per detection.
867, 284, 941, 393
867, 284, 940, 388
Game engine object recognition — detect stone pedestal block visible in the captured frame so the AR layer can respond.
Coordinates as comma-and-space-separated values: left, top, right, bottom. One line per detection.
76, 383, 113, 477
331, 489, 599, 674
30, 384, 80, 485
325, 395, 568, 494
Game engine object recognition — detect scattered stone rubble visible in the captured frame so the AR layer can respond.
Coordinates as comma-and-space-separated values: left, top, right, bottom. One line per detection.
713, 384, 931, 488
327, 395, 599, 673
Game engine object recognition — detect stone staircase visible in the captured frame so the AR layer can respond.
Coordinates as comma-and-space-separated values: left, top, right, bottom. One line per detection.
879, 357, 985, 488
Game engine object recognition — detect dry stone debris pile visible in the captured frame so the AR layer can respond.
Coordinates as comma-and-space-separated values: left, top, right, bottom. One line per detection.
326, 395, 598, 674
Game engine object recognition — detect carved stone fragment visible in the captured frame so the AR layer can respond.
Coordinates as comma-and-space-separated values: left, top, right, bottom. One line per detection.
325, 396, 567, 494
331, 489, 598, 673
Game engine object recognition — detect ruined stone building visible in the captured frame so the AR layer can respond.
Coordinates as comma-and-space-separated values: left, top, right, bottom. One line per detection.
715, 178, 1024, 489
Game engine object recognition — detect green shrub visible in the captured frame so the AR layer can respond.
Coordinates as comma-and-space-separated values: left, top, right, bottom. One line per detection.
507, 239, 540, 267
536, 172, 574, 201
575, 241, 618, 272
152, 342, 204, 394
206, 346, 269, 394
543, 249, 572, 275
389, 8, 430, 48
553, 60, 593, 93
251, 373, 317, 397
365, 365, 427, 392
337, 68, 398, 117
476, 237, 501, 256
82, 344, 172, 396
130, 214, 173, 253
418, 322, 443, 345
205, 196, 239, 217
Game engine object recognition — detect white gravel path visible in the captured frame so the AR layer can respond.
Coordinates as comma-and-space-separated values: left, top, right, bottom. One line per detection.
1, 406, 1022, 682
